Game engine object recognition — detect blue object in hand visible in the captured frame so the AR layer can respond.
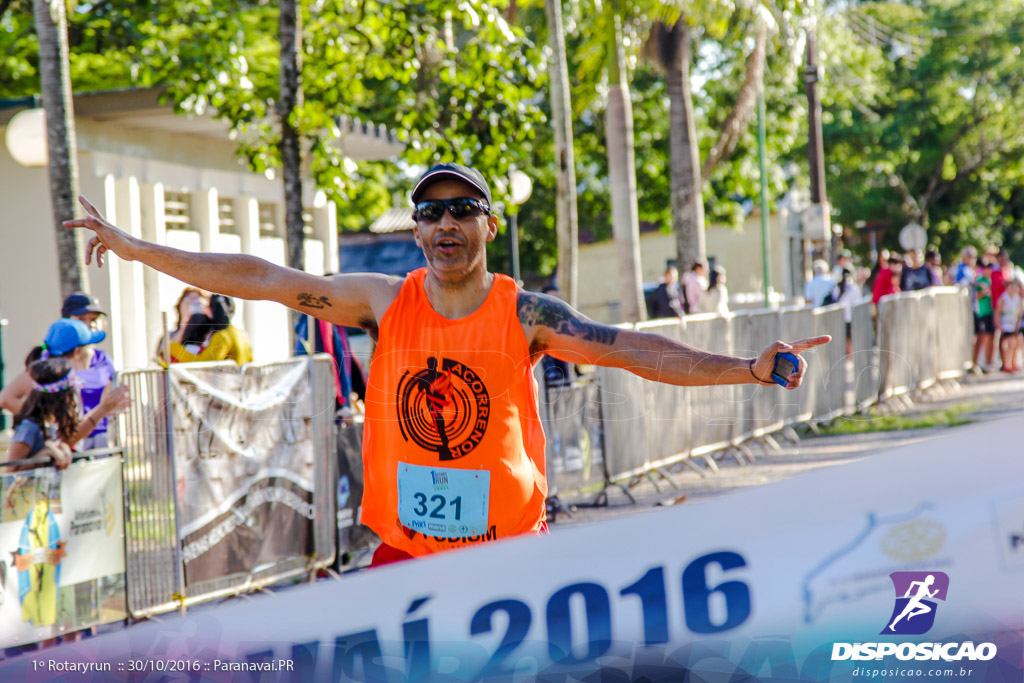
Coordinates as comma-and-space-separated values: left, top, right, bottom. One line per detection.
770, 352, 800, 387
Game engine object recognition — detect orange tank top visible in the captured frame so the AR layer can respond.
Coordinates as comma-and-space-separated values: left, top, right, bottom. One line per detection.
360, 269, 547, 556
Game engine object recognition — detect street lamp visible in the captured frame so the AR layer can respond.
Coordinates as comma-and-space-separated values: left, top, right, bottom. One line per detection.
4, 107, 49, 167
507, 170, 532, 284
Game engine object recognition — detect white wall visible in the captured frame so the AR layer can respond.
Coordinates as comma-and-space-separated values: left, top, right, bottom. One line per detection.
0, 118, 334, 374
576, 213, 790, 323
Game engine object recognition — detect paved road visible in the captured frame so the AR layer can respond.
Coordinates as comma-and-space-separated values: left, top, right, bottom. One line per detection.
550, 373, 1024, 530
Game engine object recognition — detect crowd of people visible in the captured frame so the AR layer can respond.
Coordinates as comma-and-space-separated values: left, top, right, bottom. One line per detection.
646, 261, 729, 319
1, 284, 260, 470
640, 244, 1024, 370
806, 244, 1024, 372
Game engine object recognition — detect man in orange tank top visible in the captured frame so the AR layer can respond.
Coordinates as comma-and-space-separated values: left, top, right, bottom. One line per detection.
65, 163, 831, 566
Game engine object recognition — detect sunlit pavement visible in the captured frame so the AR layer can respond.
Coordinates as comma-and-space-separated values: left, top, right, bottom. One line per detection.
550, 373, 1024, 528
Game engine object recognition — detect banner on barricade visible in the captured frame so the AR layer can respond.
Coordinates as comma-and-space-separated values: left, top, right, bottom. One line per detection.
0, 457, 125, 649
170, 361, 316, 587
7, 417, 1022, 681
335, 419, 377, 564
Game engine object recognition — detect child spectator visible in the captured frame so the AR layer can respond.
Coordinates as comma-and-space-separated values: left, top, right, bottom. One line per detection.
6, 358, 79, 469
995, 280, 1024, 372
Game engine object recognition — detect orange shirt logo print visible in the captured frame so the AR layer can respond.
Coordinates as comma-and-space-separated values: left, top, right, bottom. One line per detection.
397, 356, 491, 461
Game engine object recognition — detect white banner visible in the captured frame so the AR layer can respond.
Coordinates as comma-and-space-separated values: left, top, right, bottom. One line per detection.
3, 419, 1022, 681
0, 457, 125, 648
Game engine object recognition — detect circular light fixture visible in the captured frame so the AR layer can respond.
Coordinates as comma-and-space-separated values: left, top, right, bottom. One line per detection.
5, 108, 49, 168
508, 170, 533, 206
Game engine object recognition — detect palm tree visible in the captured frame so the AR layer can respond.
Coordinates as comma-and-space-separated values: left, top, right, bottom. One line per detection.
648, 17, 704, 276
545, 0, 580, 307
647, 4, 773, 274
605, 1, 646, 322
279, 0, 304, 272
33, 0, 87, 296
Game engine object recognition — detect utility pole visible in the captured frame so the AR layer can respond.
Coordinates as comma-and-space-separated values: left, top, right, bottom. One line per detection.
805, 26, 830, 263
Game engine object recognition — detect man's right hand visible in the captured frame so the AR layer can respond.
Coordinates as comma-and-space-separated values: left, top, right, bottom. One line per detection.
62, 195, 136, 268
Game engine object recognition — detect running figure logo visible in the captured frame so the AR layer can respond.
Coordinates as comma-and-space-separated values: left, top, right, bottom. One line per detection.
397, 356, 491, 461
882, 571, 949, 635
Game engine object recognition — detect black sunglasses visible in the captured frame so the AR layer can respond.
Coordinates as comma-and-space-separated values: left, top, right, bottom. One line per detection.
413, 197, 491, 222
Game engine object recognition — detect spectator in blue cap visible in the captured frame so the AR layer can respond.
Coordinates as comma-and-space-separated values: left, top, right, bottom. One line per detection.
61, 291, 107, 331
1, 320, 128, 450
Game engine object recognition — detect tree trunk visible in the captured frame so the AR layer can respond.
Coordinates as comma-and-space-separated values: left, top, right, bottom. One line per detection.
605, 6, 646, 323
34, 0, 87, 297
699, 17, 768, 181
279, 0, 305, 272
660, 19, 706, 275
544, 0, 579, 306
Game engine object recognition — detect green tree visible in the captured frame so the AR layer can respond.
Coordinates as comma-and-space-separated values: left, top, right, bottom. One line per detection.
822, 1, 1024, 259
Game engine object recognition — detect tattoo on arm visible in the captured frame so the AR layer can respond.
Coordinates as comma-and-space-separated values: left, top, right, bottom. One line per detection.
297, 292, 332, 309
517, 291, 619, 351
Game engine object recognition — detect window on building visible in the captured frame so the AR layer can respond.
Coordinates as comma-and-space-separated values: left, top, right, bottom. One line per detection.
258, 202, 279, 236
164, 190, 192, 231
218, 196, 237, 234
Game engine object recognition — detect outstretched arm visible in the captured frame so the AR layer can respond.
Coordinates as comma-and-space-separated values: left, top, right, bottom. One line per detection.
518, 290, 830, 389
64, 196, 399, 330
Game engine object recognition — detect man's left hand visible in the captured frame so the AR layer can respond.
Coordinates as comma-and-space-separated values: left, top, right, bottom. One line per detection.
750, 336, 832, 389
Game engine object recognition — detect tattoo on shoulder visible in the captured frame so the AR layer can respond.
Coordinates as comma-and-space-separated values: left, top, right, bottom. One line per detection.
517, 291, 618, 348
297, 292, 332, 309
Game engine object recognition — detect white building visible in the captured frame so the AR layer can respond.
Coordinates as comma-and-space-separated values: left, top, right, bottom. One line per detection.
0, 87, 401, 373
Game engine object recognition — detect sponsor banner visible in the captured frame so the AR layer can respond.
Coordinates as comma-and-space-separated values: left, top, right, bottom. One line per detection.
169, 362, 316, 588
3, 418, 1023, 681
0, 458, 125, 649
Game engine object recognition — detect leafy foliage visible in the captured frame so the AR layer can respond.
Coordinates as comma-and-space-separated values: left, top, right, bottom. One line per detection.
821, 0, 1024, 263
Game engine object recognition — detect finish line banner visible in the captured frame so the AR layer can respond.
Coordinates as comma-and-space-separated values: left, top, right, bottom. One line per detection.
0, 458, 125, 649
3, 418, 1022, 682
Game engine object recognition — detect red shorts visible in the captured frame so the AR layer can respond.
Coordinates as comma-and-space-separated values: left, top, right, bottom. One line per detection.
370, 520, 549, 568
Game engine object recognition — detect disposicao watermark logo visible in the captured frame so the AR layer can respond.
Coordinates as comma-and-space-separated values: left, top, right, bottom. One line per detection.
832, 571, 998, 662
883, 571, 949, 635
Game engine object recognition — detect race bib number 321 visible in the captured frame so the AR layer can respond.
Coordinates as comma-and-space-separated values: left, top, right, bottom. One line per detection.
397, 463, 490, 539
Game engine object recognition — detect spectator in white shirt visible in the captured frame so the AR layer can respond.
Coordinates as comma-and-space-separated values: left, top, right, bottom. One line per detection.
805, 259, 836, 307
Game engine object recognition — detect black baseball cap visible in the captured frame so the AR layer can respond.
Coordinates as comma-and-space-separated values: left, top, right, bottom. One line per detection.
411, 163, 492, 206
61, 292, 107, 318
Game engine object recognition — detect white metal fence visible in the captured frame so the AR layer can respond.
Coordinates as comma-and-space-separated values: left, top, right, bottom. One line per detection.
578, 288, 972, 489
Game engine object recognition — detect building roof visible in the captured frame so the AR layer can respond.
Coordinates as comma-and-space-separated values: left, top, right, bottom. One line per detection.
338, 234, 425, 276
0, 87, 404, 160
369, 207, 415, 233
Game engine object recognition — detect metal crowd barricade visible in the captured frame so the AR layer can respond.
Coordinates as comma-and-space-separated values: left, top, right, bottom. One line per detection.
732, 309, 786, 441
547, 288, 973, 497
811, 304, 848, 421
681, 314, 736, 461
876, 295, 903, 401
633, 319, 692, 472
176, 357, 336, 604
851, 300, 878, 411
916, 291, 939, 391
596, 324, 656, 483
118, 367, 182, 618
933, 287, 973, 379
118, 356, 337, 618
540, 374, 607, 500
875, 289, 971, 403
778, 306, 816, 425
